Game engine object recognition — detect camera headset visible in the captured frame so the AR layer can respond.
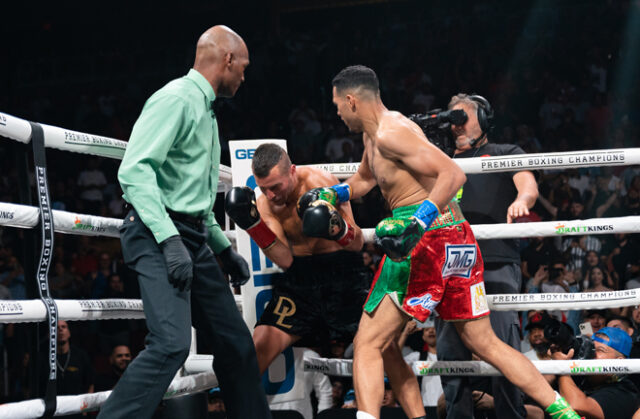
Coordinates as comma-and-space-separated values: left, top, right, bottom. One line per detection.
467, 94, 494, 148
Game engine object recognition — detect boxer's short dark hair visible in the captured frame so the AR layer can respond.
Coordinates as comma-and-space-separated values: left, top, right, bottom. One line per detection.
332, 65, 380, 96
252, 143, 291, 178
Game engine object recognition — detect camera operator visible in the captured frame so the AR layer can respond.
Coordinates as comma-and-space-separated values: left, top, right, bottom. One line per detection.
435, 93, 538, 419
549, 327, 640, 418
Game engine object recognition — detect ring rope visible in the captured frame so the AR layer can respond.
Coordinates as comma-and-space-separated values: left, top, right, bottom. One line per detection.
301, 356, 640, 378
182, 354, 640, 377
0, 371, 218, 419
2, 202, 639, 242
0, 296, 243, 323
1, 288, 635, 323
2, 112, 640, 181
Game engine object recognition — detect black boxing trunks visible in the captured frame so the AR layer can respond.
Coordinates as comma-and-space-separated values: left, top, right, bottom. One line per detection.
257, 250, 370, 346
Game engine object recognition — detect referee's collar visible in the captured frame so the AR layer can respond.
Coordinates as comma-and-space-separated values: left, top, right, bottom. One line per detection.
186, 69, 216, 104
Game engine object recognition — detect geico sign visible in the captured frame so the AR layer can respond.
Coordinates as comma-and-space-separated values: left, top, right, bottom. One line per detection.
235, 149, 256, 159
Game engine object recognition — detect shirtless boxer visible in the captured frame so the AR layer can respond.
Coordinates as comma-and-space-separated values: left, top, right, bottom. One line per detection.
310, 65, 580, 419
225, 143, 369, 373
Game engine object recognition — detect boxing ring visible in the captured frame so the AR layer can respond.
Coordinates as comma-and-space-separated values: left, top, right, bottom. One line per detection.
1, 111, 640, 417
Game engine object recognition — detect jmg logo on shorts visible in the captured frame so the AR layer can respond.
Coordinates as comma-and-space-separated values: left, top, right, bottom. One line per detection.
407, 293, 438, 311
442, 244, 476, 278
235, 148, 256, 159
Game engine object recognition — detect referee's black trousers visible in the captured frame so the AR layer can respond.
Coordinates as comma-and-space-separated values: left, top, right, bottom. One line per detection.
98, 209, 271, 419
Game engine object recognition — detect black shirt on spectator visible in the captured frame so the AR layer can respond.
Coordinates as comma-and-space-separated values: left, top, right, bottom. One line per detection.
585, 375, 640, 418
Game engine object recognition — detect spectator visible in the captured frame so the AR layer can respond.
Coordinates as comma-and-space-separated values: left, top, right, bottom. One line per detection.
77, 157, 107, 214
94, 344, 132, 391
40, 321, 94, 419
324, 123, 355, 163
0, 255, 25, 300
608, 234, 640, 289
583, 266, 614, 293
207, 387, 226, 415
550, 327, 640, 418
584, 310, 608, 335
49, 261, 80, 299
401, 320, 444, 409
270, 348, 333, 419
522, 311, 552, 362
331, 379, 346, 410
521, 237, 554, 284
87, 252, 115, 299
97, 274, 130, 353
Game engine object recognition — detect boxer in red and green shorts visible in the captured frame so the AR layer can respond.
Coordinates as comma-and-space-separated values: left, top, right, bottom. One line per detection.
365, 201, 490, 322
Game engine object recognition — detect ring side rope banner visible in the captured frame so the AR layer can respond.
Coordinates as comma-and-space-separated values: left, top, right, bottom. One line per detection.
1, 111, 640, 416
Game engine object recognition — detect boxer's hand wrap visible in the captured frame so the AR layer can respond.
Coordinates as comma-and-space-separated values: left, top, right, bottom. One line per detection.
218, 245, 250, 287
374, 218, 425, 261
412, 199, 440, 230
301, 201, 356, 246
160, 235, 193, 291
225, 186, 276, 249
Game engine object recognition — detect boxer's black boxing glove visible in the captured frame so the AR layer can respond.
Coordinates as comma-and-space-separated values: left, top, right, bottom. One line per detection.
225, 186, 260, 230
160, 235, 193, 291
225, 186, 276, 249
302, 201, 355, 246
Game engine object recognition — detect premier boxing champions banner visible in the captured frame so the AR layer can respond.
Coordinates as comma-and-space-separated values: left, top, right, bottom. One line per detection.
229, 139, 305, 403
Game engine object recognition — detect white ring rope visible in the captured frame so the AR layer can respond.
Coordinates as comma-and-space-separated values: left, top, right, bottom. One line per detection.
3, 111, 640, 182
2, 202, 640, 242
8, 353, 635, 418
0, 289, 637, 324
0, 111, 233, 189
0, 371, 218, 419
300, 356, 640, 378
0, 296, 243, 323
182, 354, 640, 377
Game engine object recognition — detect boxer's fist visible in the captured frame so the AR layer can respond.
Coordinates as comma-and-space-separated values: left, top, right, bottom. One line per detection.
225, 186, 260, 230
374, 217, 425, 261
297, 187, 339, 217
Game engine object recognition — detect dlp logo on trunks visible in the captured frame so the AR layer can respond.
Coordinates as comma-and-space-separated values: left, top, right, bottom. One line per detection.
442, 244, 476, 278
554, 224, 614, 235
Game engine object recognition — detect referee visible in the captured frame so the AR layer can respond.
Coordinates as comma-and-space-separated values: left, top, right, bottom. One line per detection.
98, 26, 271, 419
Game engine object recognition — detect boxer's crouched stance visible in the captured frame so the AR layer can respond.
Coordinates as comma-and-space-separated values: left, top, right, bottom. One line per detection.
225, 143, 369, 373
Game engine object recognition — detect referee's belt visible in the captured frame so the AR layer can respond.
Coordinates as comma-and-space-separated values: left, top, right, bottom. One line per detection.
166, 208, 204, 228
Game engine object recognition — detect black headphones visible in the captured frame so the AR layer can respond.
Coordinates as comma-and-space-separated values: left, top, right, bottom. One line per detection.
468, 94, 494, 146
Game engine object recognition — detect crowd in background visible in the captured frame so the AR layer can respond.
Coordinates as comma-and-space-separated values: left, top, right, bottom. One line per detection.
1, 0, 640, 416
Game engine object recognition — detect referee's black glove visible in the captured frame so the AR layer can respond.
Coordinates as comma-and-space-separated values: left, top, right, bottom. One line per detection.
218, 246, 250, 287
160, 235, 193, 292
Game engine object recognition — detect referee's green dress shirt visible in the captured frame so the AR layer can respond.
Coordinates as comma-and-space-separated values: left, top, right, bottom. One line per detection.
118, 69, 231, 253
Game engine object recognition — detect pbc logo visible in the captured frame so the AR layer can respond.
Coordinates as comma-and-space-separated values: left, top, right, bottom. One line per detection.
407, 293, 439, 311
235, 148, 256, 159
442, 244, 476, 278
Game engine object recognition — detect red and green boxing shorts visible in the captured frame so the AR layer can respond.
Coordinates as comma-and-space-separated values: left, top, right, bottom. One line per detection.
364, 202, 490, 322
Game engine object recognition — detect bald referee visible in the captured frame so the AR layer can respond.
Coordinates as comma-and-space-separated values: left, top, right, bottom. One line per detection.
98, 26, 271, 419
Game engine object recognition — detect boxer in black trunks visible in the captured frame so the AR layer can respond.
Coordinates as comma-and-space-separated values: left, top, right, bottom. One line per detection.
225, 143, 369, 373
